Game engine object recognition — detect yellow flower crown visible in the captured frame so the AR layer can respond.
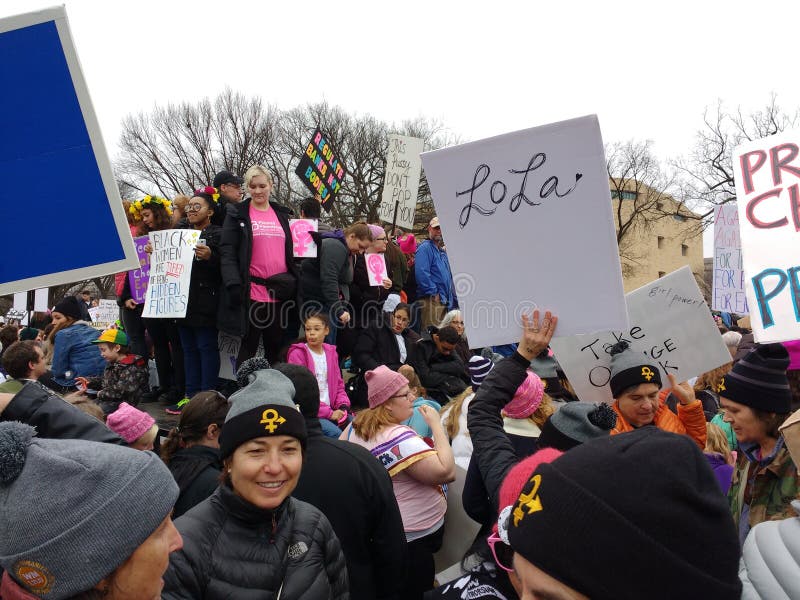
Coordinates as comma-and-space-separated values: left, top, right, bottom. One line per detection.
129, 195, 173, 220
194, 186, 221, 204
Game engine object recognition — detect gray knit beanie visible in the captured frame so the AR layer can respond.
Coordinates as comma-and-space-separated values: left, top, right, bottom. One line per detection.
537, 402, 617, 451
0, 421, 178, 600
219, 366, 307, 459
609, 341, 662, 398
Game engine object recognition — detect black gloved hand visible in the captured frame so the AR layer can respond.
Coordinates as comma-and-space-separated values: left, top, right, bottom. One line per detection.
228, 285, 242, 309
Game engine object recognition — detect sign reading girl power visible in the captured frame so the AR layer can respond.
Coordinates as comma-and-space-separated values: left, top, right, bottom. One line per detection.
550, 267, 730, 404
733, 130, 800, 342
421, 115, 627, 347
141, 229, 199, 319
294, 128, 346, 212
0, 7, 139, 295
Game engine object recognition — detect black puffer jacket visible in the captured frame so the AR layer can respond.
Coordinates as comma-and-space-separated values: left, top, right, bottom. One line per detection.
409, 338, 470, 404
352, 318, 420, 372
300, 233, 353, 317
164, 485, 349, 600
166, 445, 222, 519
180, 223, 222, 328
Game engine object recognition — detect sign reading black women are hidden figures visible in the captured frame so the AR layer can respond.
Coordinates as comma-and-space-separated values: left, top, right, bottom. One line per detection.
294, 128, 346, 212
141, 229, 199, 319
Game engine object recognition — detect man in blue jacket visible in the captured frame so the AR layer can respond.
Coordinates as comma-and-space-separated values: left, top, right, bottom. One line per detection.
415, 217, 455, 331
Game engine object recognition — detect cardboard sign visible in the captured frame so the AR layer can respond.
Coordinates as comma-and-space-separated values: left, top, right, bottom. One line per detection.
141, 229, 199, 319
732, 130, 800, 342
550, 267, 731, 404
420, 115, 628, 347
365, 253, 388, 287
289, 219, 318, 258
128, 236, 151, 303
378, 134, 424, 230
712, 204, 749, 314
218, 332, 241, 381
294, 128, 346, 212
0, 7, 138, 295
89, 299, 118, 324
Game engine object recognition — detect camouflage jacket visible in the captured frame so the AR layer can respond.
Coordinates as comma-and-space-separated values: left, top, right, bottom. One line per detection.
87, 354, 149, 411
728, 439, 800, 535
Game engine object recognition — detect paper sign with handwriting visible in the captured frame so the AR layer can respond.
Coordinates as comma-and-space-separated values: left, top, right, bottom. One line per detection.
732, 130, 800, 342
366, 253, 388, 287
378, 134, 424, 230
88, 299, 118, 324
421, 115, 627, 347
289, 219, 318, 258
712, 204, 748, 314
550, 266, 730, 404
141, 229, 199, 319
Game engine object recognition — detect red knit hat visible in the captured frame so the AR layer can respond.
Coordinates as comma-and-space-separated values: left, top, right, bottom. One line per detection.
365, 365, 409, 408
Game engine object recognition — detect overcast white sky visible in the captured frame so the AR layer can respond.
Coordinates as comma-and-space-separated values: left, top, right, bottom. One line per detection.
4, 0, 800, 255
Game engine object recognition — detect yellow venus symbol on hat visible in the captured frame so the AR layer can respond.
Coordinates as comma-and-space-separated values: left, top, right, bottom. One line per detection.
641, 367, 655, 381
260, 409, 286, 433
513, 474, 543, 526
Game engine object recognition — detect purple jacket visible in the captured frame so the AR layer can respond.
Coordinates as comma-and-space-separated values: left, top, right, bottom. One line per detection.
286, 343, 350, 419
705, 452, 734, 495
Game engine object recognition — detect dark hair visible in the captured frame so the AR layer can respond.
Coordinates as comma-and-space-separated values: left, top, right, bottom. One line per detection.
304, 311, 330, 328
1, 340, 40, 379
192, 193, 217, 212
436, 325, 460, 345
140, 203, 172, 233
299, 196, 321, 219
161, 391, 229, 465
344, 221, 373, 241
753, 408, 791, 439
393, 302, 411, 317
0, 324, 19, 352
383, 239, 404, 278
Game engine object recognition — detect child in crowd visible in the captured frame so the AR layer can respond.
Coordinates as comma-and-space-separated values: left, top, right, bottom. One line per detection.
286, 312, 351, 438
704, 421, 735, 494
106, 401, 159, 450
76, 327, 149, 415
398, 364, 441, 438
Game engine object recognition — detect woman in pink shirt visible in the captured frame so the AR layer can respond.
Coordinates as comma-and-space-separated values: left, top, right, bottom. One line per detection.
219, 165, 298, 366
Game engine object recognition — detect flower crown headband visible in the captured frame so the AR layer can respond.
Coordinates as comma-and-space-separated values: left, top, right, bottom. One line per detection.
193, 186, 220, 203
129, 195, 173, 219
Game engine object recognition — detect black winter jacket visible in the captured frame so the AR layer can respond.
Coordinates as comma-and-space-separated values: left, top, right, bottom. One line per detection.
180, 223, 222, 328
164, 485, 348, 600
166, 445, 222, 519
0, 381, 124, 445
409, 339, 470, 404
466, 351, 530, 511
294, 419, 407, 600
300, 233, 353, 317
218, 199, 297, 336
352, 318, 420, 372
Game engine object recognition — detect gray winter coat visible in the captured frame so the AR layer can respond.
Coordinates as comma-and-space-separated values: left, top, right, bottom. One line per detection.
164, 484, 348, 600
739, 500, 800, 599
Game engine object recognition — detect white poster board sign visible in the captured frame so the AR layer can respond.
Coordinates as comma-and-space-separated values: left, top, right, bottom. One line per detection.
712, 204, 748, 314
378, 134, 424, 230
141, 229, 199, 319
421, 115, 628, 347
289, 219, 318, 258
89, 299, 118, 324
366, 253, 388, 286
550, 266, 731, 404
732, 130, 800, 342
218, 332, 241, 381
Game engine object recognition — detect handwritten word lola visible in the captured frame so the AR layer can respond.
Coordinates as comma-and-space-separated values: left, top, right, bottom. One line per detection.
456, 153, 582, 228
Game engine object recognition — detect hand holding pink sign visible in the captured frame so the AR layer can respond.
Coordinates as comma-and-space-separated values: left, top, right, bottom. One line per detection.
366, 253, 389, 287
289, 219, 318, 258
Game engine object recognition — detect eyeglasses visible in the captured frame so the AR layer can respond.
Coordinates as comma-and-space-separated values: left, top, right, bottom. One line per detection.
376, 237, 388, 242
185, 203, 204, 212
389, 389, 414, 400
487, 531, 514, 573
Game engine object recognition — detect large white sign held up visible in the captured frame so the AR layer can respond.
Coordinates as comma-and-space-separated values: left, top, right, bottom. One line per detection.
141, 229, 199, 319
733, 130, 800, 343
421, 115, 628, 347
550, 267, 731, 404
712, 204, 748, 314
378, 134, 424, 230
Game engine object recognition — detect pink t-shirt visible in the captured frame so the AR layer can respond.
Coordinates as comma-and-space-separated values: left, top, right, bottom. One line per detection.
249, 205, 287, 302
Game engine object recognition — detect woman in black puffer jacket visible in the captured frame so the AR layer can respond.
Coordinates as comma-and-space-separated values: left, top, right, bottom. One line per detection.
163, 364, 348, 600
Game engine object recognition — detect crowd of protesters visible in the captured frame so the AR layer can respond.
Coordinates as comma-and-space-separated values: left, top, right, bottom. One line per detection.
1, 166, 800, 599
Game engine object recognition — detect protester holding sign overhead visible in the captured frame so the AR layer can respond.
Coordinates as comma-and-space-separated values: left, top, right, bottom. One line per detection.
219, 165, 297, 366
415, 217, 455, 332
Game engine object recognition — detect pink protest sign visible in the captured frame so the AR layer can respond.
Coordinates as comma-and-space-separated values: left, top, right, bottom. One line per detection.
289, 219, 318, 258
128, 236, 150, 303
366, 253, 388, 287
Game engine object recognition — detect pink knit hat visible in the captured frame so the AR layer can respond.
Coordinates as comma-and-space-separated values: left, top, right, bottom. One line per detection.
398, 234, 417, 254
107, 402, 156, 443
368, 224, 385, 241
503, 371, 544, 419
366, 365, 409, 408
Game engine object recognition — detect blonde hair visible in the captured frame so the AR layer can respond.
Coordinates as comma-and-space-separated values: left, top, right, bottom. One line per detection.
529, 394, 556, 428
244, 165, 274, 188
441, 386, 473, 439
351, 404, 396, 442
695, 363, 732, 393
705, 422, 733, 464
398, 364, 426, 398
66, 396, 106, 422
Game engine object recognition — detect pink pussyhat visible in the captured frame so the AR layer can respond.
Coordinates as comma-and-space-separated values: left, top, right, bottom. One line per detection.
503, 371, 545, 419
398, 234, 417, 254
107, 402, 156, 444
366, 365, 409, 409
368, 224, 386, 241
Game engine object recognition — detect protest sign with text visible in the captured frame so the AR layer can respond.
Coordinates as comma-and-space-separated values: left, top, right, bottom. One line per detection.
289, 219, 318, 258
550, 266, 731, 404
88, 299, 118, 325
141, 229, 199, 319
712, 204, 748, 314
128, 236, 151, 303
0, 7, 138, 295
218, 332, 241, 381
420, 115, 628, 347
294, 128, 346, 212
733, 130, 800, 342
378, 134, 424, 230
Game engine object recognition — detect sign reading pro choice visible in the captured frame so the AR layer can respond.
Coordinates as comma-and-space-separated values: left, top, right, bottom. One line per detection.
733, 131, 800, 342
421, 115, 628, 347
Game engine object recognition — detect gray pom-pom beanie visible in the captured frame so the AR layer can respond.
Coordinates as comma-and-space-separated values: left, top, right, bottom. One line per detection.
0, 421, 178, 600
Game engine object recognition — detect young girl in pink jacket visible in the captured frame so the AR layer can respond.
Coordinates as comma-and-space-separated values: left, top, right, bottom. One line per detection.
286, 312, 351, 437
